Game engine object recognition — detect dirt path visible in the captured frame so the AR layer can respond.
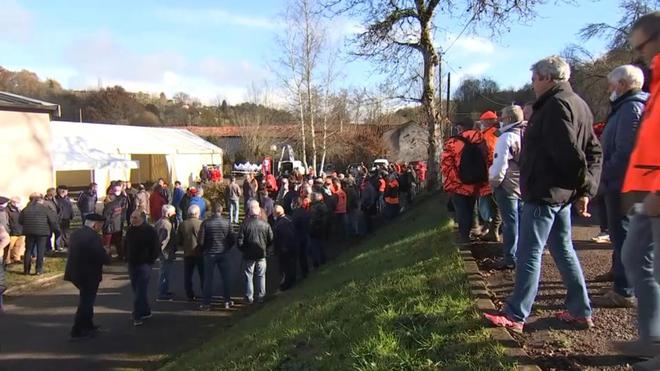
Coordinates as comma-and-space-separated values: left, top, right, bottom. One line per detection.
472, 213, 640, 370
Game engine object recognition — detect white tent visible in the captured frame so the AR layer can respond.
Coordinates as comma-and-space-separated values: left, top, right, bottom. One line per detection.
50, 121, 223, 193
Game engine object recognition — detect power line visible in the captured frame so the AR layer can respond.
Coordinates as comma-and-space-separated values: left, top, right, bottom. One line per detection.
442, 15, 477, 55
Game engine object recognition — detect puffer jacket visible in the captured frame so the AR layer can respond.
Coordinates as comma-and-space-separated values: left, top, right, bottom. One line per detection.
19, 202, 58, 236
237, 215, 273, 260
198, 214, 235, 254
441, 129, 491, 197
601, 90, 648, 193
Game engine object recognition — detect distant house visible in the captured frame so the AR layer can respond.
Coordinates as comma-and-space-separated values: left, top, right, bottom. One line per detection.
382, 121, 429, 163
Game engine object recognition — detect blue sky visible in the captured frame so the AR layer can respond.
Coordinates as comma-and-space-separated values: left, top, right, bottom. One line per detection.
1, 0, 621, 105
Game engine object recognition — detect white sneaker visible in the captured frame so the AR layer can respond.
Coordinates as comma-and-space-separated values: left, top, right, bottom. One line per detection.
591, 232, 610, 243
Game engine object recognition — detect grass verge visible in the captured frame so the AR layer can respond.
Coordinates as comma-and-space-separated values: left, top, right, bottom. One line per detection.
5, 255, 67, 287
163, 195, 514, 371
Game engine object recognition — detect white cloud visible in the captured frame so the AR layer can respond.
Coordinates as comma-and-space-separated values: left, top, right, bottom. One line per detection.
51, 32, 269, 104
442, 33, 496, 55
0, 0, 33, 41
155, 8, 281, 30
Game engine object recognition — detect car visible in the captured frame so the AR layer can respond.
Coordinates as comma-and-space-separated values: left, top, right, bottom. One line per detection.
372, 159, 389, 169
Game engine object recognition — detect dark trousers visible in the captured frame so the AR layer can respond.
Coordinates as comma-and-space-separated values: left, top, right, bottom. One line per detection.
55, 219, 71, 250
24, 235, 49, 274
279, 250, 298, 290
310, 237, 326, 267
299, 236, 310, 278
605, 191, 632, 297
203, 253, 232, 305
129, 263, 152, 320
183, 256, 204, 299
72, 282, 99, 335
596, 194, 609, 233
452, 194, 477, 240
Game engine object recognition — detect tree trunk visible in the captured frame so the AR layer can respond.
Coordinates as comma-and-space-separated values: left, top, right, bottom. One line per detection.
420, 17, 440, 191
297, 89, 308, 170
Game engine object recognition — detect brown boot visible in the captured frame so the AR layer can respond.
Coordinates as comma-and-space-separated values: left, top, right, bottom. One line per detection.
481, 222, 501, 242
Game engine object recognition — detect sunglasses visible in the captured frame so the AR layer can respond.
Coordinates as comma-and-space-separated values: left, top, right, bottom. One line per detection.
633, 32, 657, 53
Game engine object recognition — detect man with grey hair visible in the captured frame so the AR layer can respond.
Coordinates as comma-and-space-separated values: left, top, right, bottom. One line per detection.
237, 200, 273, 304
176, 204, 204, 301
488, 105, 525, 270
485, 55, 602, 333
64, 213, 110, 340
155, 204, 177, 301
592, 64, 648, 309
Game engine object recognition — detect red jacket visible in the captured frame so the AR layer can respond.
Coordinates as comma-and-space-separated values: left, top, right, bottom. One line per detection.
149, 191, 167, 220
441, 129, 490, 196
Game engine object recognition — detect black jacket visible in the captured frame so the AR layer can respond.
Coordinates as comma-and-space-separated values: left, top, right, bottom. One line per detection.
198, 214, 235, 254
77, 190, 97, 215
520, 82, 602, 204
273, 215, 298, 255
6, 204, 22, 236
309, 201, 329, 238
125, 223, 161, 265
56, 195, 74, 221
237, 215, 273, 260
19, 202, 59, 237
64, 226, 110, 288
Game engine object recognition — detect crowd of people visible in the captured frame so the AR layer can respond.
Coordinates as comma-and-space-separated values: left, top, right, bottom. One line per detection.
0, 150, 425, 340
439, 13, 659, 370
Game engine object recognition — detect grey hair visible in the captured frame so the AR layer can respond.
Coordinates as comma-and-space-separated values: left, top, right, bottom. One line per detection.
530, 55, 571, 81
248, 200, 261, 216
501, 105, 524, 123
187, 204, 201, 217
608, 64, 645, 90
162, 204, 176, 217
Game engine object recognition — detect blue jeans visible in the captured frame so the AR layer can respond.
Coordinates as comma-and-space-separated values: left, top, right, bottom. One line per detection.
203, 253, 232, 305
504, 202, 591, 322
24, 235, 49, 274
452, 194, 476, 240
229, 199, 240, 224
604, 191, 632, 297
494, 187, 521, 266
622, 213, 660, 342
158, 253, 174, 298
129, 264, 152, 320
243, 258, 267, 301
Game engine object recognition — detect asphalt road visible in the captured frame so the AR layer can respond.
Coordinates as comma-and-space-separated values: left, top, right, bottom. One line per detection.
0, 248, 283, 371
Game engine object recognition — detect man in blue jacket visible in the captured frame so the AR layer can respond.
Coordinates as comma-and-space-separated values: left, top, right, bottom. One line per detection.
593, 65, 648, 308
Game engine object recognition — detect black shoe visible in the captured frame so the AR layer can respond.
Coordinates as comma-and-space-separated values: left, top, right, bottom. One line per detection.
488, 258, 515, 271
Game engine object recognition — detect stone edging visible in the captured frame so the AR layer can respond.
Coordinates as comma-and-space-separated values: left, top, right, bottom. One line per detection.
4, 273, 64, 297
458, 247, 541, 371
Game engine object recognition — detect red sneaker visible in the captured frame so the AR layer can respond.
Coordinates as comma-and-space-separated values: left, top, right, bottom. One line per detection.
554, 311, 594, 329
483, 312, 524, 334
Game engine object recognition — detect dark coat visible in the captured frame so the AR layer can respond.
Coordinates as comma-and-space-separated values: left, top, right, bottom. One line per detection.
601, 90, 648, 193
6, 203, 22, 236
237, 216, 273, 261
273, 215, 298, 255
77, 190, 97, 215
103, 197, 125, 234
309, 201, 329, 239
56, 195, 74, 221
64, 226, 110, 288
198, 214, 235, 255
19, 202, 58, 237
125, 222, 160, 265
520, 82, 602, 204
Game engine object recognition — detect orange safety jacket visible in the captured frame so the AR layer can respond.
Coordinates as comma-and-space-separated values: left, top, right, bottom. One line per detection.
622, 54, 660, 196
384, 179, 400, 205
482, 124, 499, 165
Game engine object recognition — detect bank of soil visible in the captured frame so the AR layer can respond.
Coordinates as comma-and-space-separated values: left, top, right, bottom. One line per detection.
471, 222, 641, 370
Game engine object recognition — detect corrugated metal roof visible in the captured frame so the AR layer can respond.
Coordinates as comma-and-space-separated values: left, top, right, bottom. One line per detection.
0, 91, 61, 116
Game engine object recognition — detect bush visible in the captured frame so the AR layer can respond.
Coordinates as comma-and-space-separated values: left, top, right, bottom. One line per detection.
201, 182, 227, 209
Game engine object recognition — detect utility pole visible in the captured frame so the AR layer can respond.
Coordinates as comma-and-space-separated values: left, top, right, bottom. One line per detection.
437, 51, 442, 117
446, 72, 451, 119
79, 108, 83, 123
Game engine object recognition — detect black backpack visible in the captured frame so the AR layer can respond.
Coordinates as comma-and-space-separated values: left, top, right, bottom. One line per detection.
454, 135, 488, 185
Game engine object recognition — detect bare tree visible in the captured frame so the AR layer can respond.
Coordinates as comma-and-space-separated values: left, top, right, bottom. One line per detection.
324, 0, 545, 190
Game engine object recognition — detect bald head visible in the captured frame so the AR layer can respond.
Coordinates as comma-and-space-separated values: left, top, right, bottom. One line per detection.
274, 205, 285, 217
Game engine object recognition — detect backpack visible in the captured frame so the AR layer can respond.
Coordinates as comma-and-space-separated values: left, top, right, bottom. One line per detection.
454, 135, 488, 185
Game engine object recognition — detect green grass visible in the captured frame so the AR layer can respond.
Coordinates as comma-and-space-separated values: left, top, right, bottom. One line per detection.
162, 195, 514, 371
5, 256, 67, 287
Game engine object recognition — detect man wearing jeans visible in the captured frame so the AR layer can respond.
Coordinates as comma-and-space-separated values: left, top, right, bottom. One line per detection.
226, 176, 242, 225
485, 55, 602, 333
488, 105, 525, 270
155, 205, 177, 301
20, 193, 59, 275
198, 203, 235, 310
237, 201, 273, 304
